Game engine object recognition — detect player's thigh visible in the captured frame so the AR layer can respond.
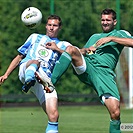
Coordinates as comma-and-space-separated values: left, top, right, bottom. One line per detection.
45, 97, 58, 113
18, 62, 27, 83
41, 96, 58, 114
45, 95, 58, 121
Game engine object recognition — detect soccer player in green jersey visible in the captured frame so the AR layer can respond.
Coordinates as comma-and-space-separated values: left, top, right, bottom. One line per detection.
45, 8, 132, 133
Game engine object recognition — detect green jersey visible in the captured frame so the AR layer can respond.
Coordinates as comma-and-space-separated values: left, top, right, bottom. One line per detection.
84, 29, 131, 70
76, 29, 131, 103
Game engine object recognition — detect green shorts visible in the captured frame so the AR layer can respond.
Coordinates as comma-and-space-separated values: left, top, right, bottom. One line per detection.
74, 55, 120, 103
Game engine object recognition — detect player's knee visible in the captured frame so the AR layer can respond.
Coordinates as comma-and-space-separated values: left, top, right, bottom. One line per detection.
65, 46, 73, 54
48, 110, 59, 122
32, 60, 40, 66
110, 108, 120, 120
42, 102, 59, 122
66, 46, 77, 55
27, 60, 40, 67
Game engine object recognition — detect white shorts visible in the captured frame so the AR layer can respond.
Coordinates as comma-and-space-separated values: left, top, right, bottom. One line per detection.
71, 47, 86, 75
18, 62, 58, 105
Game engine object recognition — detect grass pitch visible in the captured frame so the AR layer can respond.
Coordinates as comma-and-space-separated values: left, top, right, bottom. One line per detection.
0, 105, 132, 133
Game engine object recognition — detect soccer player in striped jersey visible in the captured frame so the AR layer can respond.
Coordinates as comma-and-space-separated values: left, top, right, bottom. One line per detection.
0, 15, 71, 133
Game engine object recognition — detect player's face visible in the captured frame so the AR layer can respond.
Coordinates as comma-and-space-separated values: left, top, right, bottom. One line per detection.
101, 14, 117, 33
46, 19, 61, 38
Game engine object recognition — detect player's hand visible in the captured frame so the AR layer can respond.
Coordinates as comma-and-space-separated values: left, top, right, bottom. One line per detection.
88, 46, 96, 52
96, 37, 113, 47
80, 47, 96, 55
0, 75, 8, 85
45, 42, 58, 51
80, 48, 91, 55
87, 46, 97, 55
45, 42, 64, 54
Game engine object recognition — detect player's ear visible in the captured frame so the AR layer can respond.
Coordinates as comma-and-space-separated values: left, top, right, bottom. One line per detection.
114, 19, 117, 26
45, 24, 48, 29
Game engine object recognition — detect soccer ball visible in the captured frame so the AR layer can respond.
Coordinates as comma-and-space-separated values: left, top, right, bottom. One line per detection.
21, 7, 42, 29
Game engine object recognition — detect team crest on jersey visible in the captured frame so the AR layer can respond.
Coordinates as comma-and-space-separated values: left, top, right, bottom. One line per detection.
38, 49, 49, 57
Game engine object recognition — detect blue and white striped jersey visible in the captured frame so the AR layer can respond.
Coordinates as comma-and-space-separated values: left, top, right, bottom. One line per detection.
18, 33, 71, 77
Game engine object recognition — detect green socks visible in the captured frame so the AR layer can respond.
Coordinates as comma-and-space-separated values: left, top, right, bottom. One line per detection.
110, 119, 121, 133
51, 52, 72, 85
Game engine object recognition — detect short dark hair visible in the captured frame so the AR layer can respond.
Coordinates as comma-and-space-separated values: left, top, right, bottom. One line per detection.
47, 14, 62, 26
101, 8, 116, 20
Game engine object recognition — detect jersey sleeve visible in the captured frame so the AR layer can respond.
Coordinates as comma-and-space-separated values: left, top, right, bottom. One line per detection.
118, 30, 131, 38
17, 34, 35, 56
84, 34, 99, 48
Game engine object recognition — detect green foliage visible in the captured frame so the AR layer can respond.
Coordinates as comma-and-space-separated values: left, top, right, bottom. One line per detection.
1, 0, 133, 97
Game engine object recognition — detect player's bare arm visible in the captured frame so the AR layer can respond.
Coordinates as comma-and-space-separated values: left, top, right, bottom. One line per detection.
96, 36, 133, 47
111, 37, 133, 47
45, 42, 64, 54
0, 54, 23, 85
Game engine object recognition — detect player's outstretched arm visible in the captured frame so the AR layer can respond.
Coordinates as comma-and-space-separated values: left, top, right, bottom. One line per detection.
0, 54, 23, 85
95, 36, 133, 47
110, 37, 133, 47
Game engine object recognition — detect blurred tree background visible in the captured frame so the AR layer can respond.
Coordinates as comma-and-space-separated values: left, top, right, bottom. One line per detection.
0, 0, 133, 103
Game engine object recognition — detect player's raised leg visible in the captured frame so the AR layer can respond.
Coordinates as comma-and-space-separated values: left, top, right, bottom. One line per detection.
51, 45, 83, 85
22, 60, 39, 93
